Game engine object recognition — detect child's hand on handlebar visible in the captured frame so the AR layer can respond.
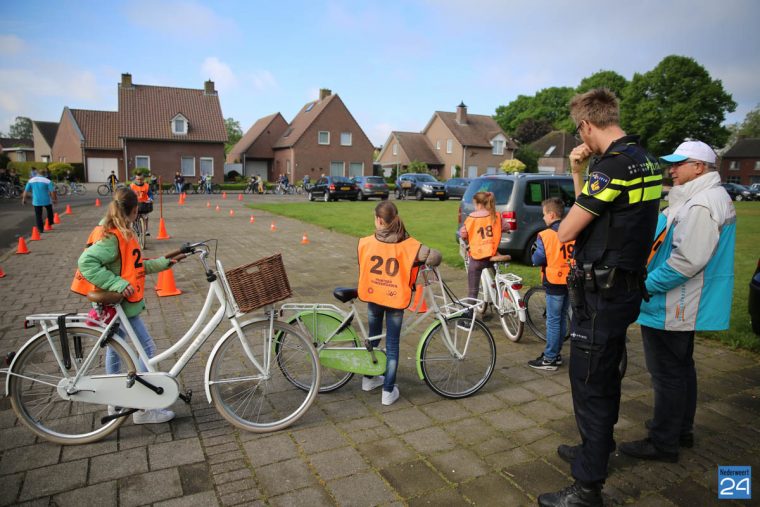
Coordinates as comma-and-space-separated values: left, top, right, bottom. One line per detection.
122, 284, 136, 298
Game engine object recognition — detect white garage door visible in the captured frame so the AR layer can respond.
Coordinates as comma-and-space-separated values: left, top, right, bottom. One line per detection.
87, 158, 118, 182
245, 160, 268, 179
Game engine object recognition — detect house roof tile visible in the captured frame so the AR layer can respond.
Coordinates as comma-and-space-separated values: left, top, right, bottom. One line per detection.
33, 121, 59, 147
228, 113, 283, 159
530, 131, 580, 158
723, 138, 760, 158
70, 109, 121, 150
394, 132, 442, 165
272, 94, 337, 148
432, 112, 517, 149
118, 84, 227, 142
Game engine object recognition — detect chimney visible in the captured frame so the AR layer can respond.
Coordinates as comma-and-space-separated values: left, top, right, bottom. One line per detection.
121, 73, 134, 89
456, 101, 468, 124
319, 88, 332, 101
204, 79, 216, 95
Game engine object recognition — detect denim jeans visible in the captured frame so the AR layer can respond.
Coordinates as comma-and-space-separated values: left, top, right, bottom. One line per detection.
466, 258, 491, 299
367, 302, 404, 392
107, 315, 156, 374
543, 293, 569, 361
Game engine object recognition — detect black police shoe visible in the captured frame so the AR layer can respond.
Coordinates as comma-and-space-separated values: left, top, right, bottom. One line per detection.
644, 419, 694, 448
619, 438, 678, 463
538, 481, 603, 507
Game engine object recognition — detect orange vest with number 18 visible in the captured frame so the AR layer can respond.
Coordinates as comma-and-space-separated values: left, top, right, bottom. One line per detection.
358, 236, 421, 310
464, 214, 501, 260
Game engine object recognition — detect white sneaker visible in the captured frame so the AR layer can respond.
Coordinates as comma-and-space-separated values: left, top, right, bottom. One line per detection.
362, 375, 385, 392
133, 408, 175, 424
381, 386, 399, 406
107, 405, 118, 416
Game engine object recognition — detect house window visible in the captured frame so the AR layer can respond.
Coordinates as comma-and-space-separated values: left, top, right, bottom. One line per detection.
340, 132, 352, 146
729, 161, 738, 170
330, 161, 344, 176
467, 166, 478, 178
42, 155, 50, 163
318, 131, 330, 145
446, 139, 453, 154
492, 139, 505, 155
727, 175, 741, 184
17, 152, 26, 162
392, 143, 398, 156
181, 156, 195, 176
349, 162, 363, 177
436, 140, 441, 150
755, 161, 760, 170
486, 166, 497, 175
200, 157, 214, 177
172, 116, 188, 135
135, 156, 150, 170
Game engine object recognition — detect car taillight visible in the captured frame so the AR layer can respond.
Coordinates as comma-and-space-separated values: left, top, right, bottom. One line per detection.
364, 183, 371, 189
329, 184, 335, 191
502, 211, 517, 231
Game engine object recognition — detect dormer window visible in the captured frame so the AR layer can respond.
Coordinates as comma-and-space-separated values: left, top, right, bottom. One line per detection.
491, 135, 506, 155
171, 114, 189, 135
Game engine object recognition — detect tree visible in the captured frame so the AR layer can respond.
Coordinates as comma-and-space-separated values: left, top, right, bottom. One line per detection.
224, 117, 243, 154
494, 87, 575, 135
500, 158, 526, 174
514, 147, 540, 173
407, 160, 428, 173
8, 116, 32, 139
736, 104, 760, 138
620, 56, 736, 155
514, 118, 553, 144
577, 70, 629, 99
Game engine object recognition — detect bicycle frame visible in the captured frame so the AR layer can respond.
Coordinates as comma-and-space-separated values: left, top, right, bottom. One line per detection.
481, 264, 527, 323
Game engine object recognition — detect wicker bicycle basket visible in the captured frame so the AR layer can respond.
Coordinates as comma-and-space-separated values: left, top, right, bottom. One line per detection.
224, 254, 292, 313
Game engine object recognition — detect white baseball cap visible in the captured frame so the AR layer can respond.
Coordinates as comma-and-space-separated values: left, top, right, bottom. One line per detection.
660, 140, 716, 165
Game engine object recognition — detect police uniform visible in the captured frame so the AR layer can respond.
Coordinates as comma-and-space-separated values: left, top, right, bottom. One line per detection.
568, 135, 662, 486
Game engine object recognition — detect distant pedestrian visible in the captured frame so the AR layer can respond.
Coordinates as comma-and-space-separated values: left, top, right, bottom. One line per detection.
174, 171, 185, 194
22, 171, 57, 233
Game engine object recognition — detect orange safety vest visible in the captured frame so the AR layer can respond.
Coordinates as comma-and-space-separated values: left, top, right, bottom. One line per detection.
464, 214, 501, 260
71, 226, 146, 303
537, 228, 575, 285
130, 182, 150, 203
357, 236, 421, 310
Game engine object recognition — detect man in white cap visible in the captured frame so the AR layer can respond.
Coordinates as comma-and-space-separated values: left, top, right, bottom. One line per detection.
620, 140, 736, 462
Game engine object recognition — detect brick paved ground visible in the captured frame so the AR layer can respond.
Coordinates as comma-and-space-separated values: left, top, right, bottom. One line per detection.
0, 193, 758, 506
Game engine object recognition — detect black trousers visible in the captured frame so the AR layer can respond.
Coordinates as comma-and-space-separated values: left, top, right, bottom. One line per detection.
569, 287, 642, 485
641, 325, 696, 453
34, 205, 54, 232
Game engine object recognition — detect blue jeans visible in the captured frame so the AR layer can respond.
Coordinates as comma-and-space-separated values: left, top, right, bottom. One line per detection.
544, 293, 569, 361
367, 302, 404, 392
107, 315, 155, 374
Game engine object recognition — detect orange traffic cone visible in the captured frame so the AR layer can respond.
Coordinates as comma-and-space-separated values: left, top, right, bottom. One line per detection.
301, 233, 310, 245
222, 192, 227, 199
0, 265, 5, 278
65, 204, 72, 215
215, 205, 220, 212
206, 201, 211, 208
237, 193, 243, 201
270, 222, 277, 232
229, 209, 235, 217
178, 195, 184, 206
155, 269, 182, 296
30, 227, 41, 241
156, 218, 171, 240
44, 221, 53, 232
53, 213, 61, 224
16, 237, 30, 254
95, 198, 101, 207
249, 215, 255, 223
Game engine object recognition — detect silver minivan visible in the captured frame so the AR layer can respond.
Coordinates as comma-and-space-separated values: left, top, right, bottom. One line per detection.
456, 174, 575, 262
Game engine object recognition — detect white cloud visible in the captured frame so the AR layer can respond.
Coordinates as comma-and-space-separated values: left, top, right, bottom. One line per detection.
0, 68, 101, 108
124, 0, 238, 40
201, 57, 239, 92
248, 70, 277, 92
0, 34, 25, 55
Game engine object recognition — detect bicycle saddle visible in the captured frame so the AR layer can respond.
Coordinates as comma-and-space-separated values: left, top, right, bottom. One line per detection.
489, 254, 511, 263
87, 290, 123, 305
333, 288, 358, 303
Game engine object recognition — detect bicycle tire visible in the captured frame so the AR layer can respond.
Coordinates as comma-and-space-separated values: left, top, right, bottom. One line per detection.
74, 184, 86, 195
8, 326, 135, 445
208, 320, 320, 433
56, 184, 69, 197
133, 216, 146, 249
284, 311, 359, 393
211, 184, 222, 194
524, 286, 570, 343
498, 290, 524, 342
420, 317, 496, 398
97, 184, 111, 196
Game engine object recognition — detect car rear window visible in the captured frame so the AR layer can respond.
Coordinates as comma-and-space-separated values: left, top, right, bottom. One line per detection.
463, 179, 514, 205
366, 177, 385, 184
332, 176, 351, 184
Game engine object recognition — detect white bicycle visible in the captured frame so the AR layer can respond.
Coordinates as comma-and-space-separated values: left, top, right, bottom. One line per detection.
460, 240, 527, 341
5, 242, 320, 444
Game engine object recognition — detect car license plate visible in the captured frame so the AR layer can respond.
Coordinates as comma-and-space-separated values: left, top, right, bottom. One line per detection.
435, 191, 443, 195
341, 187, 350, 191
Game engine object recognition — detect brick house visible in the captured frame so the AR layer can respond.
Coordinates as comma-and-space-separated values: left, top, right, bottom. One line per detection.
375, 132, 443, 176
51, 73, 227, 183
720, 138, 760, 185
0, 138, 34, 162
226, 113, 289, 179
530, 131, 580, 174
31, 121, 58, 162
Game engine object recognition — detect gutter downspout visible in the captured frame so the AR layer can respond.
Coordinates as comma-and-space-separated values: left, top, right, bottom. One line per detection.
81, 142, 87, 181
462, 145, 467, 179
122, 138, 128, 182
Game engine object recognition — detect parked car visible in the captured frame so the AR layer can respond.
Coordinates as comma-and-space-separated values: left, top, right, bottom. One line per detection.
745, 183, 760, 200
456, 174, 575, 262
395, 173, 448, 200
308, 175, 359, 202
751, 258, 760, 335
722, 183, 753, 201
351, 175, 389, 201
444, 178, 472, 199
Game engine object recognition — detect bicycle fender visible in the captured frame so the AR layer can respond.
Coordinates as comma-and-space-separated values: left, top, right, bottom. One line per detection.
5, 326, 138, 396
414, 321, 443, 380
287, 311, 359, 343
203, 317, 267, 403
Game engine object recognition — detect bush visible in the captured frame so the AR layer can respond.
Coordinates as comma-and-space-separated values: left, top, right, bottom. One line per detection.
133, 167, 150, 178
500, 159, 526, 174
225, 170, 241, 182
7, 161, 49, 180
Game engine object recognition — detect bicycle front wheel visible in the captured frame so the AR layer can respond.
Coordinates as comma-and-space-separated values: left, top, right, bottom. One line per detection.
524, 286, 548, 341
498, 290, 524, 342
97, 184, 111, 196
8, 326, 135, 445
209, 320, 320, 433
420, 317, 496, 399
133, 216, 146, 249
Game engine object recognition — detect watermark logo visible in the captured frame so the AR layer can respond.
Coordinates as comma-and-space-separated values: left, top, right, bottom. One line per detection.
718, 466, 751, 500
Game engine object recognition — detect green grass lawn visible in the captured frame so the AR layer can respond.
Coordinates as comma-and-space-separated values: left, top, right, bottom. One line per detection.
249, 199, 760, 352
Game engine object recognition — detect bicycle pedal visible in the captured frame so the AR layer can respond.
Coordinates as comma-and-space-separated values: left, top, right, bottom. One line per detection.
100, 407, 138, 425
179, 389, 193, 404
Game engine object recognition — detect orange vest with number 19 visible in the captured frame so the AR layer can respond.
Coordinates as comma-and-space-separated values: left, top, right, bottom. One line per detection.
70, 226, 146, 303
537, 228, 574, 285
358, 236, 421, 310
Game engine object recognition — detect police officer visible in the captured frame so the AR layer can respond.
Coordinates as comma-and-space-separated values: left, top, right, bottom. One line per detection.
537, 89, 662, 507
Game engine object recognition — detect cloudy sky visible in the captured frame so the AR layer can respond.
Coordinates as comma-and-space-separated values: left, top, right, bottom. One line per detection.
1, 0, 758, 146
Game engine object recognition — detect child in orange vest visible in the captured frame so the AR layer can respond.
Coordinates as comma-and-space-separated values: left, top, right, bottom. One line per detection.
358, 201, 441, 405
460, 191, 508, 300
528, 197, 575, 371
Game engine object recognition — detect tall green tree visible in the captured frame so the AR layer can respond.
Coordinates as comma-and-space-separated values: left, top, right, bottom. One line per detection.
620, 55, 736, 155
494, 87, 575, 135
514, 117, 553, 144
577, 70, 628, 99
736, 104, 760, 138
514, 147, 540, 173
8, 116, 33, 139
224, 117, 243, 155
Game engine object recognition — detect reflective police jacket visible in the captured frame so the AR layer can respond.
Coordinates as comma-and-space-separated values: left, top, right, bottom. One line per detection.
358, 235, 421, 310
637, 172, 735, 331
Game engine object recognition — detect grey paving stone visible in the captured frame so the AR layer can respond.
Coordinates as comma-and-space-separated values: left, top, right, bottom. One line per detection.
483, 409, 535, 432
0, 472, 23, 507
380, 460, 447, 498
0, 426, 36, 451
19, 459, 87, 501
149, 436, 205, 469
460, 472, 531, 506
118, 468, 183, 507
0, 442, 60, 474
503, 459, 570, 498
179, 462, 214, 495
89, 447, 147, 483
358, 437, 418, 469
418, 399, 471, 422
382, 407, 434, 434
52, 480, 117, 507
443, 416, 498, 446
407, 487, 469, 506
269, 485, 334, 507
243, 432, 299, 467
292, 424, 349, 454
61, 438, 118, 462
428, 448, 490, 482
256, 457, 319, 496
309, 446, 369, 481
154, 490, 220, 507
328, 470, 397, 506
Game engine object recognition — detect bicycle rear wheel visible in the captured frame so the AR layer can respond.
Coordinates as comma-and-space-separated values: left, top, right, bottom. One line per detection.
8, 326, 135, 445
420, 317, 496, 398
284, 311, 359, 393
97, 184, 111, 196
498, 290, 524, 342
209, 320, 320, 433
524, 287, 570, 342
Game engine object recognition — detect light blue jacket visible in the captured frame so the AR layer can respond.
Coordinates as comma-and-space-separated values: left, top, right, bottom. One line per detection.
637, 172, 735, 331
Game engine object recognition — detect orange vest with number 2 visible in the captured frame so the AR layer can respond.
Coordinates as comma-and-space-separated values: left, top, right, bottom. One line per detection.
358, 236, 421, 309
